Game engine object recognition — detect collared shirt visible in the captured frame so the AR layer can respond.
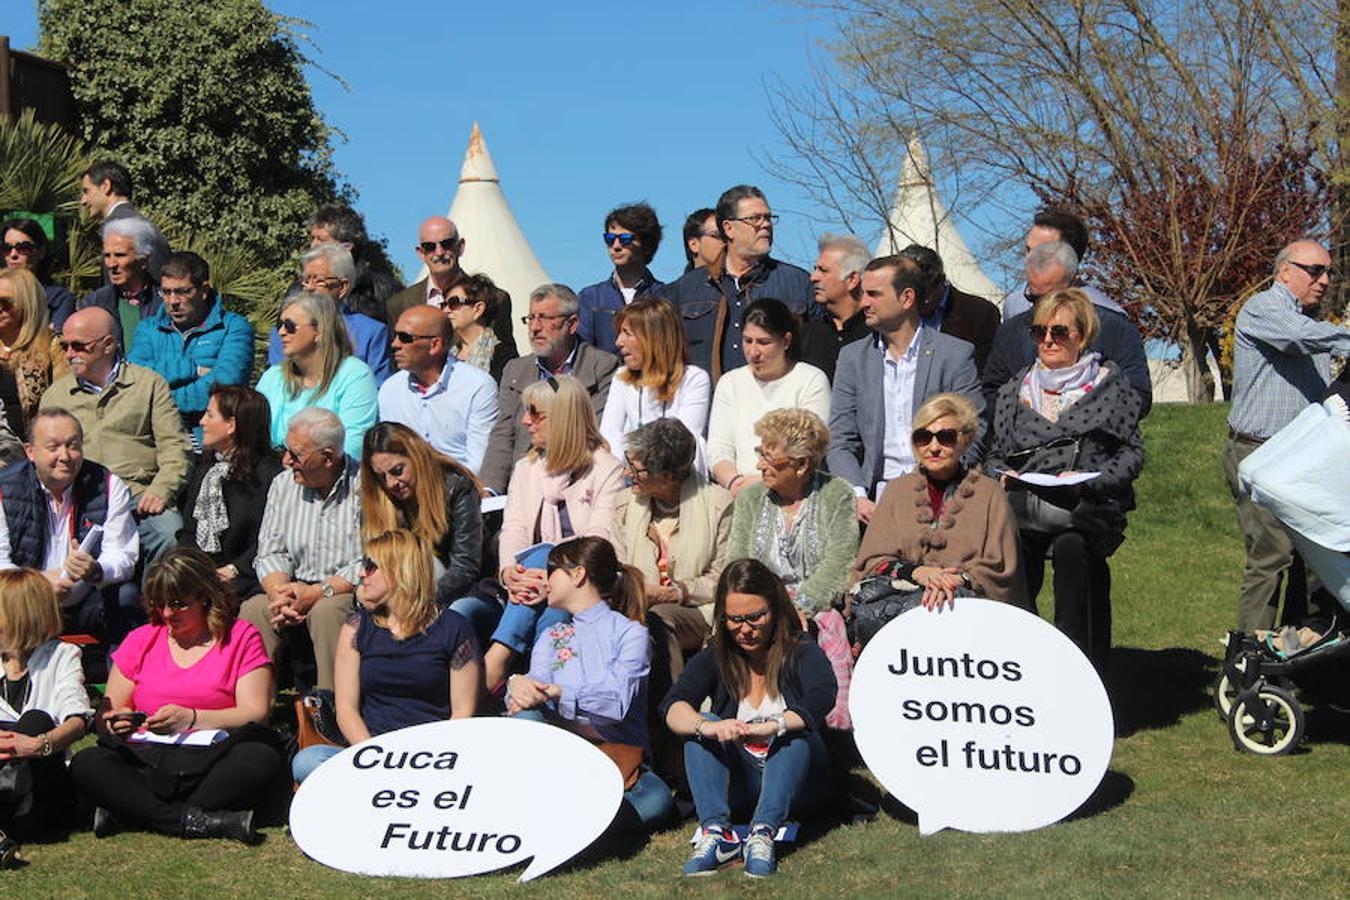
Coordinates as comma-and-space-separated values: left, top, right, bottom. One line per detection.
77, 358, 123, 395
921, 284, 952, 332
536, 342, 579, 380
253, 456, 364, 586
425, 277, 446, 308
1229, 282, 1350, 438
881, 328, 924, 485
377, 358, 499, 473
0, 472, 138, 585
577, 268, 663, 350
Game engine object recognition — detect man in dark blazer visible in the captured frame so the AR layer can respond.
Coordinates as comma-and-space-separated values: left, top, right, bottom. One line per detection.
386, 216, 517, 356
79, 160, 169, 279
479, 284, 619, 494
899, 243, 1000, 375
827, 255, 982, 523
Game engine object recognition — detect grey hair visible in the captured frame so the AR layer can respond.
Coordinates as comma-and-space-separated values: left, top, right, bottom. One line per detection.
102, 217, 162, 260
1026, 240, 1079, 280
287, 407, 345, 452
529, 283, 579, 316
624, 417, 696, 480
817, 233, 871, 280
303, 241, 357, 283
1273, 238, 1325, 277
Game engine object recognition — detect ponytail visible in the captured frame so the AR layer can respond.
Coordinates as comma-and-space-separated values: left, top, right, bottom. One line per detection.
547, 537, 646, 623
611, 564, 647, 624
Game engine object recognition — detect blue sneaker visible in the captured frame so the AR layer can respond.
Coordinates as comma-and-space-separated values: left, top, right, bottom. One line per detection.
682, 824, 741, 876
743, 824, 777, 878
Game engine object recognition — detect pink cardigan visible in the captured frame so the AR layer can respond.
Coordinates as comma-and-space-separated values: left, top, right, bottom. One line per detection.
499, 447, 625, 573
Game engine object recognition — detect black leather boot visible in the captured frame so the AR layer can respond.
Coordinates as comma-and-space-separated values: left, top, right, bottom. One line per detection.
92, 806, 120, 838
179, 806, 261, 845
0, 828, 19, 869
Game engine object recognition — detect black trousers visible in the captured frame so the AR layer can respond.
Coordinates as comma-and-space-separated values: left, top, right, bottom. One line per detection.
69, 738, 285, 836
1019, 529, 1112, 671
1, 710, 76, 837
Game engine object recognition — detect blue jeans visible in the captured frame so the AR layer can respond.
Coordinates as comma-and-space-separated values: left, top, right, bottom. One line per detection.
510, 708, 674, 830
292, 744, 343, 783
137, 508, 183, 564
490, 600, 569, 654
684, 716, 831, 830
450, 593, 505, 650
64, 580, 144, 648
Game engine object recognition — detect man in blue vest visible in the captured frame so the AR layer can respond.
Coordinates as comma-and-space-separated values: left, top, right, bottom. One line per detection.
0, 408, 141, 642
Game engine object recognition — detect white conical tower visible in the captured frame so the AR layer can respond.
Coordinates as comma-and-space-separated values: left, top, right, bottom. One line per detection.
443, 123, 552, 351
876, 137, 1003, 306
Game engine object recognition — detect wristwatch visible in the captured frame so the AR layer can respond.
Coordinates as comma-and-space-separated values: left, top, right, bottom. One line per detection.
321, 582, 336, 600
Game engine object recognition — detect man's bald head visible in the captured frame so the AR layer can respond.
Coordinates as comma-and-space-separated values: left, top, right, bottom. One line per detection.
1274, 239, 1333, 308
63, 307, 117, 339
61, 307, 119, 384
416, 216, 464, 282
400, 304, 451, 341
392, 304, 450, 377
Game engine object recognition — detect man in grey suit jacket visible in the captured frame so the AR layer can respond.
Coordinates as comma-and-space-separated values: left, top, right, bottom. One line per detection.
79, 161, 169, 279
827, 255, 982, 523
479, 284, 619, 494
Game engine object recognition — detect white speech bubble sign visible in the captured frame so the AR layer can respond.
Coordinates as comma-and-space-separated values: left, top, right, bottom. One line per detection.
290, 717, 623, 881
849, 598, 1113, 836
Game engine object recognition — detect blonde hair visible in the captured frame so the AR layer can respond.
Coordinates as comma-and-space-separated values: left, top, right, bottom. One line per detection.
1033, 287, 1099, 348
521, 375, 608, 474
0, 268, 51, 352
280, 291, 354, 400
0, 568, 61, 654
143, 548, 238, 644
913, 392, 980, 436
365, 530, 439, 635
754, 407, 830, 467
614, 297, 688, 404
360, 422, 482, 545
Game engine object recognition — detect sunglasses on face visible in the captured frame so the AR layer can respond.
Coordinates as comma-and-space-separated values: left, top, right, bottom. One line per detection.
912, 427, 961, 448
361, 556, 379, 575
442, 295, 475, 310
545, 561, 578, 577
1, 241, 37, 254
392, 331, 437, 345
279, 318, 313, 334
61, 338, 104, 353
523, 405, 548, 422
1288, 261, 1334, 280
1029, 324, 1075, 344
155, 596, 201, 611
418, 237, 460, 254
603, 232, 638, 247
724, 607, 770, 626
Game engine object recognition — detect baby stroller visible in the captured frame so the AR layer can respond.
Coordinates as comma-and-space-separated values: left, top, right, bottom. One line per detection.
1219, 393, 1350, 755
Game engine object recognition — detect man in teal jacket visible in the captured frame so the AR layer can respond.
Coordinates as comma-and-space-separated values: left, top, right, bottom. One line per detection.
128, 251, 255, 441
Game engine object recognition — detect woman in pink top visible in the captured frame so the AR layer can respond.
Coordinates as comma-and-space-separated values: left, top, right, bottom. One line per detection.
70, 549, 281, 844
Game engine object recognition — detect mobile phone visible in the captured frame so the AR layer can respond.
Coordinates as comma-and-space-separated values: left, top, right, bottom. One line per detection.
112, 711, 148, 727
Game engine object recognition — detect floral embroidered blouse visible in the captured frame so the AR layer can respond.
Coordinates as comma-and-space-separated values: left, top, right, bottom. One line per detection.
526, 602, 651, 748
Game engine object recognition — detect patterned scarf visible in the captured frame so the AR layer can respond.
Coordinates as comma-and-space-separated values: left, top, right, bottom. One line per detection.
194, 452, 233, 553
1018, 351, 1104, 420
461, 328, 500, 374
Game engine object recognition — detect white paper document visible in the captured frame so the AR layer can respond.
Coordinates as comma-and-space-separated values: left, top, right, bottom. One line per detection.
1006, 471, 1100, 487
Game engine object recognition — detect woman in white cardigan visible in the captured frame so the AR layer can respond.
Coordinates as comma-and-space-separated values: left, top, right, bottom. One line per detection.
707, 298, 830, 497
0, 569, 92, 858
599, 296, 710, 470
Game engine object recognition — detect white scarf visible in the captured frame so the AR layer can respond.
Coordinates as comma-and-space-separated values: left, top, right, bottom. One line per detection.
1019, 351, 1103, 418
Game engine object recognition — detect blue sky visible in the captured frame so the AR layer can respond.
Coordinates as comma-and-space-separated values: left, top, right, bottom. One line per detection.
9, 2, 1025, 291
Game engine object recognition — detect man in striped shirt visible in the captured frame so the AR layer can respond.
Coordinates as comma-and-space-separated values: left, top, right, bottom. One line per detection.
1225, 239, 1350, 631
240, 408, 363, 691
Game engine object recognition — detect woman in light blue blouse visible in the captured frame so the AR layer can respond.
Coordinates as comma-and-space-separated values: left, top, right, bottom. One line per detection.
256, 291, 377, 458
506, 536, 674, 830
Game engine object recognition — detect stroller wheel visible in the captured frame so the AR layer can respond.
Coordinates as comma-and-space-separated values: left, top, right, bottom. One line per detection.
1213, 671, 1240, 720
1227, 684, 1305, 755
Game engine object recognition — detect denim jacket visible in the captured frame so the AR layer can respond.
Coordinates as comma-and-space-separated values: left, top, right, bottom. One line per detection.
577, 269, 664, 352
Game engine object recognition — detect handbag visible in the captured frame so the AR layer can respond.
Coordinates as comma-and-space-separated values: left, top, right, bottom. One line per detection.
846, 574, 925, 649
294, 690, 347, 750
596, 742, 643, 790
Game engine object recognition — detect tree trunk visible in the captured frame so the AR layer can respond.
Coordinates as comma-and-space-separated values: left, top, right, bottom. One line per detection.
1179, 315, 1215, 404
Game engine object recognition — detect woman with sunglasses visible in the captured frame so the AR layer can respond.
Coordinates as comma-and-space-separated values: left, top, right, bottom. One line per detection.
985, 287, 1143, 670
291, 530, 481, 783
506, 536, 674, 830
483, 375, 625, 689
256, 291, 377, 458
360, 423, 483, 611
850, 393, 1026, 641
0, 569, 92, 864
599, 296, 710, 466
177, 385, 283, 600
1, 218, 76, 333
70, 548, 283, 844
0, 268, 68, 429
444, 272, 517, 382
707, 298, 829, 497
661, 559, 836, 878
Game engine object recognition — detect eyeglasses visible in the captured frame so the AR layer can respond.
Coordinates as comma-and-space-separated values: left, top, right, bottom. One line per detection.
724, 607, 770, 626
155, 596, 201, 611
160, 285, 198, 299
603, 232, 638, 247
1288, 261, 1335, 280
624, 458, 651, 480
301, 275, 345, 290
754, 445, 797, 470
729, 214, 778, 227
523, 404, 548, 422
61, 338, 104, 353
392, 331, 438, 344
520, 313, 573, 326
281, 444, 318, 465
1, 241, 37, 255
1029, 324, 1075, 344
279, 317, 313, 334
912, 427, 961, 448
361, 556, 379, 575
418, 237, 460, 254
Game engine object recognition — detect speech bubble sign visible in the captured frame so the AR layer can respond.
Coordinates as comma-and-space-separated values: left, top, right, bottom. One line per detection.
290, 717, 623, 881
849, 598, 1113, 836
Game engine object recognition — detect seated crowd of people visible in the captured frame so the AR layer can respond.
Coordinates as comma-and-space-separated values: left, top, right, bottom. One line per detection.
0, 166, 1164, 877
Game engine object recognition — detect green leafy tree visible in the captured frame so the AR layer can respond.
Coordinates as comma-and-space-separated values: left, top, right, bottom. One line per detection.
38, 0, 351, 315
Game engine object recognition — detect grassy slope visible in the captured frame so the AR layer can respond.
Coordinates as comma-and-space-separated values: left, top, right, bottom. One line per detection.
8, 404, 1348, 897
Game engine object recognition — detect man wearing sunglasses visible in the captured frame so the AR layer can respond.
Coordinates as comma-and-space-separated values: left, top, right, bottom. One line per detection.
378, 305, 497, 473
385, 216, 517, 356
657, 185, 813, 381
1226, 239, 1350, 632
981, 240, 1151, 416
577, 203, 665, 351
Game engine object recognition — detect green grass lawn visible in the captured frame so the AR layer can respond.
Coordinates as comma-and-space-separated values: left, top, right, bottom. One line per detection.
7, 404, 1348, 897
